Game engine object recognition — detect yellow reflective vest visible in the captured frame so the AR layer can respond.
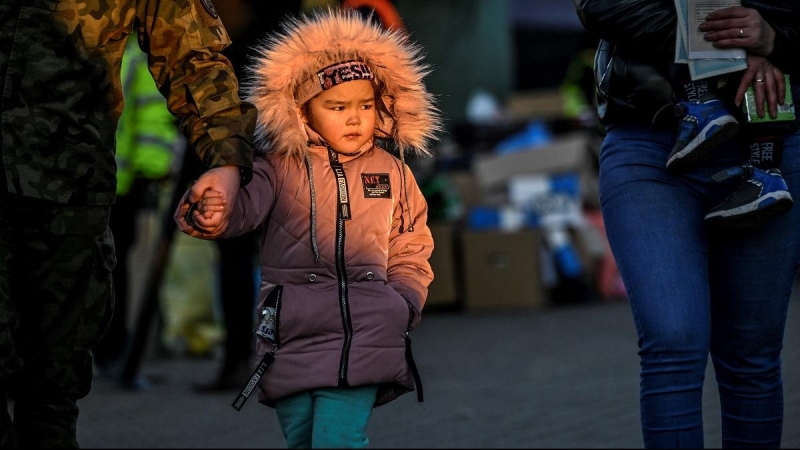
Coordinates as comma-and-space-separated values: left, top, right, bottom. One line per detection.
116, 38, 181, 196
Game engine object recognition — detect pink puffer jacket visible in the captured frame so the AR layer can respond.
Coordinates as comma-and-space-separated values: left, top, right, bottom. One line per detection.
220, 142, 433, 407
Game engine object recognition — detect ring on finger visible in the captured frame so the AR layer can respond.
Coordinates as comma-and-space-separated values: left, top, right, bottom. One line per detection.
755, 78, 765, 83
738, 28, 745, 38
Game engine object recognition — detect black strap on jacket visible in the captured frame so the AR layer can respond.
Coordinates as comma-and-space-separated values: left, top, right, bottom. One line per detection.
405, 333, 424, 402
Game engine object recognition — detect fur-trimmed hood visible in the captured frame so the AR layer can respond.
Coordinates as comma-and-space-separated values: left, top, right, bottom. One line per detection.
244, 8, 441, 161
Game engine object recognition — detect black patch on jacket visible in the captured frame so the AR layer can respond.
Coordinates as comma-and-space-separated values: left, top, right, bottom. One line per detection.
361, 173, 391, 198
200, 0, 218, 18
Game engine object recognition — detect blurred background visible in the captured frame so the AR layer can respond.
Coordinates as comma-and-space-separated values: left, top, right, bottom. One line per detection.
79, 0, 800, 448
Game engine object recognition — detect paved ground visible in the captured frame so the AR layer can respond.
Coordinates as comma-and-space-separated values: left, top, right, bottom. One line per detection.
76, 297, 800, 449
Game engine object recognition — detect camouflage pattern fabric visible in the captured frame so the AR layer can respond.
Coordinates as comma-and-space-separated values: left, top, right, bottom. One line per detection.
0, 0, 257, 447
0, 193, 115, 448
0, 0, 256, 206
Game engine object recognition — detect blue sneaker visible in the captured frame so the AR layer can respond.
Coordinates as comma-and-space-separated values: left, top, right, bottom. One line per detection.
666, 99, 739, 171
705, 165, 793, 228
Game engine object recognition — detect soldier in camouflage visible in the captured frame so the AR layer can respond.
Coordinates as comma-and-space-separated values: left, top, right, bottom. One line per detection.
0, 0, 256, 447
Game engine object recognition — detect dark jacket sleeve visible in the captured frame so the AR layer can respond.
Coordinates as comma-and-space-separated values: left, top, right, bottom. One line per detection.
576, 0, 800, 127
752, 1, 800, 73
577, 0, 800, 73
574, 0, 676, 55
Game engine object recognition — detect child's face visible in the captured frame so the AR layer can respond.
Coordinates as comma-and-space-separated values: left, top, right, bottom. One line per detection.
302, 79, 377, 154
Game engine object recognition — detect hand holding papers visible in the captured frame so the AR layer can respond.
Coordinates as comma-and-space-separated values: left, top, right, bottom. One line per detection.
674, 0, 747, 80
687, 0, 746, 59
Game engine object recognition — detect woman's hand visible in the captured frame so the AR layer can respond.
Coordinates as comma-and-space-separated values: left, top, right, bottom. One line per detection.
735, 53, 785, 119
699, 6, 776, 57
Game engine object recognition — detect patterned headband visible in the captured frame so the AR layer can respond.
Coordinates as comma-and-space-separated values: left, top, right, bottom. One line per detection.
295, 60, 374, 105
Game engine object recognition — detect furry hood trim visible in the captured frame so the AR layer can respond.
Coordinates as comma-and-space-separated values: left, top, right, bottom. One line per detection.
244, 8, 442, 161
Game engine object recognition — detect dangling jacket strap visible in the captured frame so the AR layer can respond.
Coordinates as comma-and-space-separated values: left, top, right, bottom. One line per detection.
404, 334, 423, 402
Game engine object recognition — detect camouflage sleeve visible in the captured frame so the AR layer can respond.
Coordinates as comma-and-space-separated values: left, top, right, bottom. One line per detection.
137, 0, 255, 185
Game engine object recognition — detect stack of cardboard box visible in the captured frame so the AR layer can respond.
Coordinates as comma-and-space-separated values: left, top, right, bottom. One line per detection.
425, 129, 610, 311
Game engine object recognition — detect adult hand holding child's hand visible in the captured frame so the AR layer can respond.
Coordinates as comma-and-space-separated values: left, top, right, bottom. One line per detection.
175, 167, 233, 239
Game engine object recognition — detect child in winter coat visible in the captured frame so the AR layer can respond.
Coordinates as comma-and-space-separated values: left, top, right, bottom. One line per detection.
175, 8, 442, 448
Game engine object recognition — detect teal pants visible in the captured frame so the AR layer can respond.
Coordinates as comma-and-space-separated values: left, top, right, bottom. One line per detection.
275, 385, 379, 449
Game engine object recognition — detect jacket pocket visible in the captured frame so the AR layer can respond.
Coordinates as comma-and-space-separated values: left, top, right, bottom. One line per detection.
255, 285, 283, 348
405, 301, 420, 332
76, 226, 116, 351
92, 228, 116, 347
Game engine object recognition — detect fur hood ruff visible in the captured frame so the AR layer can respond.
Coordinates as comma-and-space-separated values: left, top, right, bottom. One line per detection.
244, 8, 441, 161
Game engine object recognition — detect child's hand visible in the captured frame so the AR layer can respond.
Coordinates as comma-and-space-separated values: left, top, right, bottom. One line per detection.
175, 188, 228, 239
196, 188, 227, 225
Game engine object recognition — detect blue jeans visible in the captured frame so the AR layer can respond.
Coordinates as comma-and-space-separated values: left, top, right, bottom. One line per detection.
599, 121, 800, 448
275, 385, 379, 448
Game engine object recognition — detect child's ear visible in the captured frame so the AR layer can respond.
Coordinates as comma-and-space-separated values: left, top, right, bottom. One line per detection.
297, 105, 309, 125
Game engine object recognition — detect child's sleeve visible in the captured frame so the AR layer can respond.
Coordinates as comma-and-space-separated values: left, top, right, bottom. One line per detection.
387, 167, 434, 329
219, 154, 278, 238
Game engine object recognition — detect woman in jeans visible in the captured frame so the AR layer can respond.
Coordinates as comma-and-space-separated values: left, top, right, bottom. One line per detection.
574, 1, 800, 447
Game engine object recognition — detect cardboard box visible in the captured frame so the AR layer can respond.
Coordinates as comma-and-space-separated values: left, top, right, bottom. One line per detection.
472, 132, 593, 191
505, 89, 565, 121
460, 229, 548, 310
470, 132, 601, 208
426, 223, 459, 308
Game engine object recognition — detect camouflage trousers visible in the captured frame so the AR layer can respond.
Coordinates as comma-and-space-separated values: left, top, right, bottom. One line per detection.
0, 193, 116, 449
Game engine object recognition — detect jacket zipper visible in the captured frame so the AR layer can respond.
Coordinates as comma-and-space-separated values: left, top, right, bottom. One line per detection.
335, 213, 353, 385
273, 286, 282, 348
328, 148, 354, 386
